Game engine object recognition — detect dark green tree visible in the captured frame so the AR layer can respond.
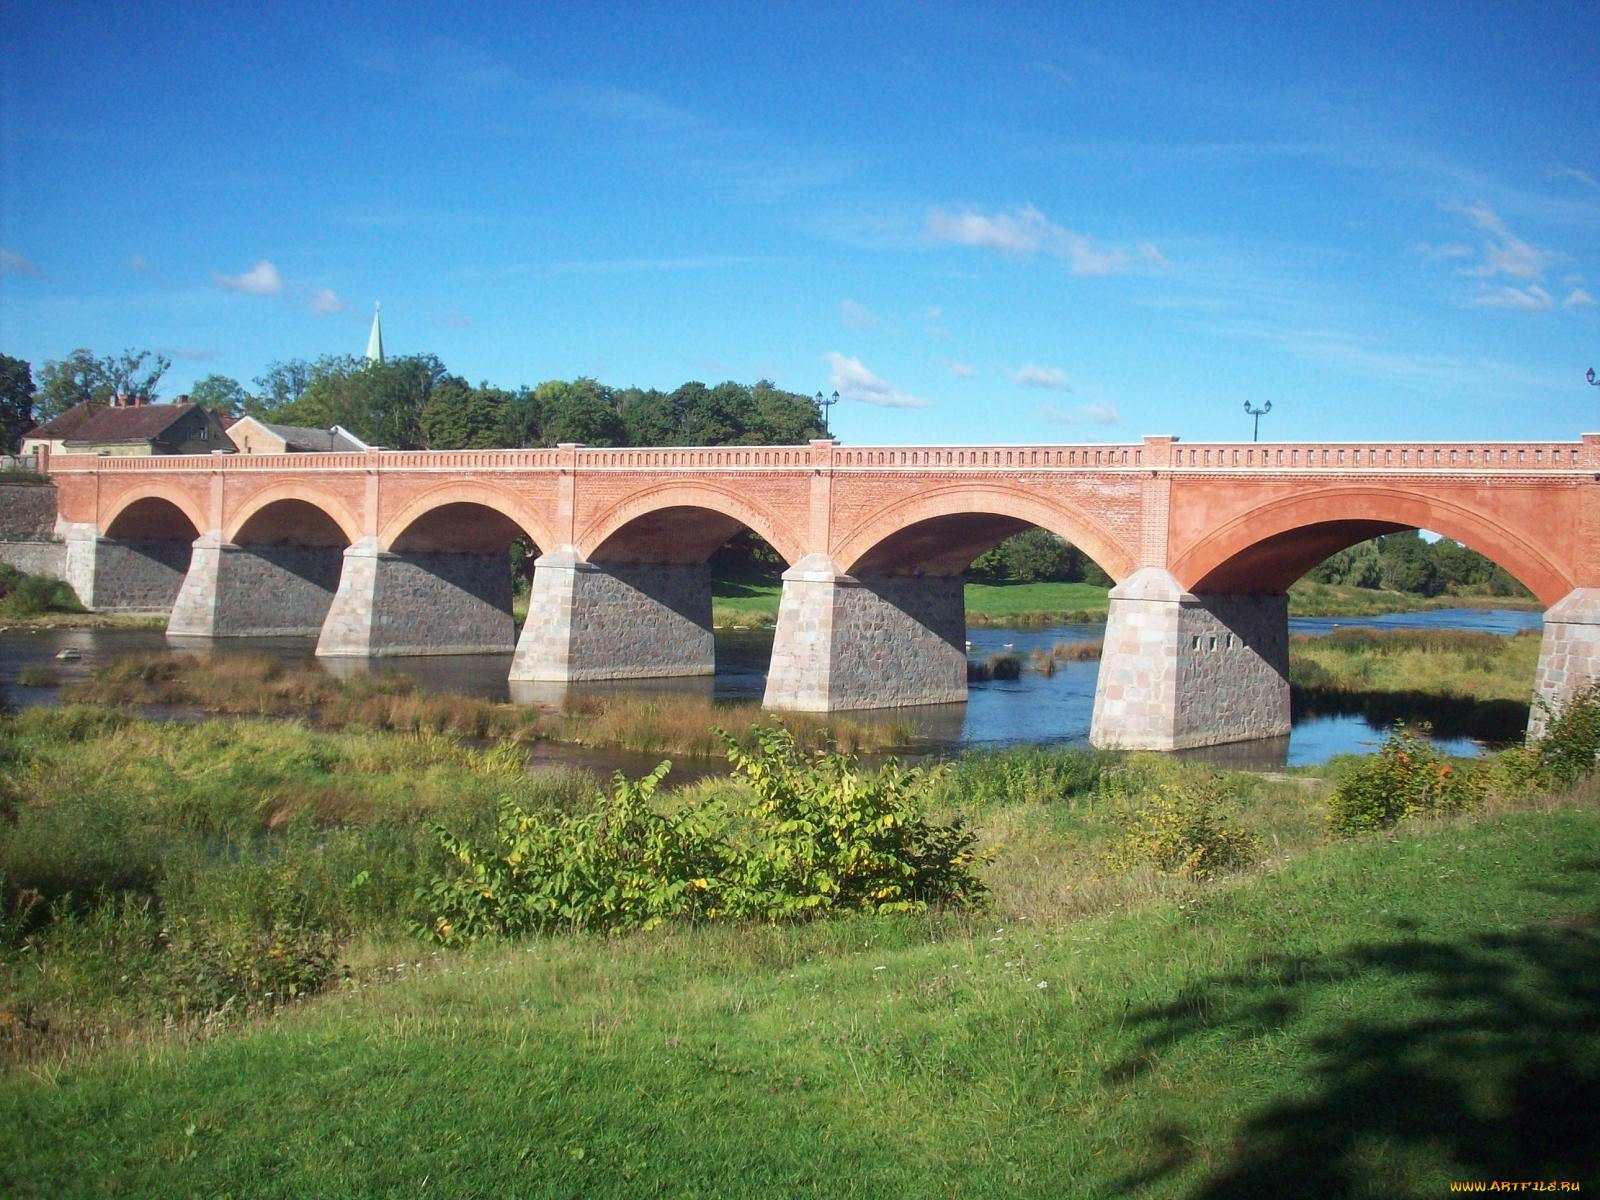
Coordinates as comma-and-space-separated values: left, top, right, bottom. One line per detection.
187, 374, 250, 416
538, 378, 624, 446
0, 354, 37, 452
35, 349, 110, 420
422, 381, 513, 449
101, 349, 169, 403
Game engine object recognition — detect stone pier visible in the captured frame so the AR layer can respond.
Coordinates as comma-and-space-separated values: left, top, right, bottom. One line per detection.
168, 533, 346, 637
509, 546, 714, 681
315, 537, 515, 657
1090, 567, 1290, 750
59, 521, 193, 613
1529, 587, 1600, 739
763, 554, 967, 711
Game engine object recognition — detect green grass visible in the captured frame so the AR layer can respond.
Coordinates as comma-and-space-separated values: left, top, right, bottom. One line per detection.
707, 577, 1541, 630
2, 737, 1595, 1195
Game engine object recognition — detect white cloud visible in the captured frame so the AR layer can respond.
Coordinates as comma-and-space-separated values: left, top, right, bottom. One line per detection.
1554, 166, 1600, 192
1450, 203, 1554, 281
928, 204, 1054, 255
1564, 288, 1597, 309
1470, 284, 1555, 311
939, 358, 974, 378
0, 247, 43, 278
309, 288, 346, 316
213, 259, 284, 295
166, 347, 220, 361
1035, 401, 1121, 426
840, 299, 881, 330
823, 352, 931, 408
1010, 363, 1071, 390
926, 203, 1161, 277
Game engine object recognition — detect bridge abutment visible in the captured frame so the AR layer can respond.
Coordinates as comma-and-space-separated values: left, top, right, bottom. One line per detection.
509, 547, 714, 681
315, 538, 515, 657
1090, 567, 1290, 750
763, 554, 967, 711
1529, 588, 1600, 739
59, 521, 192, 614
168, 533, 345, 638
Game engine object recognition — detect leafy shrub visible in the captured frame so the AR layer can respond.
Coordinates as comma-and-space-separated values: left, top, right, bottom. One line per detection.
1488, 684, 1600, 795
0, 564, 84, 617
1105, 774, 1261, 880
417, 724, 985, 943
1325, 726, 1480, 837
160, 914, 337, 1019
720, 725, 985, 918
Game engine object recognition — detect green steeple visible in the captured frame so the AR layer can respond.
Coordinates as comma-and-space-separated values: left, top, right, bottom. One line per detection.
365, 302, 384, 364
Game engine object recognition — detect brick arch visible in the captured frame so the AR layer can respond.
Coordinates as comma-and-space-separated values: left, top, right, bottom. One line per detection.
100, 484, 207, 540
1169, 485, 1574, 605
224, 481, 363, 546
831, 484, 1137, 580
378, 481, 557, 554
577, 482, 808, 566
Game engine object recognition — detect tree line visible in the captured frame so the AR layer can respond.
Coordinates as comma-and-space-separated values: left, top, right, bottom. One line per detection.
0, 347, 826, 454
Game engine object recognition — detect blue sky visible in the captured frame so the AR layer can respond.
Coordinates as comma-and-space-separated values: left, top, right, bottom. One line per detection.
1, 1, 1596, 445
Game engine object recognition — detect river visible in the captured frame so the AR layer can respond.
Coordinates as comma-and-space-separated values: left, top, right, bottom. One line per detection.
0, 606, 1543, 769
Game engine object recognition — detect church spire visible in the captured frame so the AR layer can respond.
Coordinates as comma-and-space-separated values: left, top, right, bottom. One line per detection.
365, 302, 384, 364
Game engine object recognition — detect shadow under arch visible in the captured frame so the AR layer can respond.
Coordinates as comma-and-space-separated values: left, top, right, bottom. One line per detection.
224, 481, 363, 547
577, 481, 807, 567
100, 487, 206, 541
378, 480, 556, 555
1169, 485, 1572, 605
830, 483, 1135, 580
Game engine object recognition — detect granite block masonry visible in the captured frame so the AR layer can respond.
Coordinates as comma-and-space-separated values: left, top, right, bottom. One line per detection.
58, 520, 192, 613
1090, 567, 1290, 750
168, 533, 345, 637
316, 537, 514, 656
510, 546, 714, 681
1529, 588, 1600, 739
764, 554, 968, 711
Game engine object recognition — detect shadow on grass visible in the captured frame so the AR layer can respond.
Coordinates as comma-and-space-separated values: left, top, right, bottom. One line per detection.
711, 579, 779, 600
1109, 859, 1600, 1198
1292, 685, 1530, 744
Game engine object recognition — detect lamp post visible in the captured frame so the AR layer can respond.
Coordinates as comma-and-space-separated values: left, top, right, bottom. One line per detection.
1243, 399, 1272, 442
815, 390, 840, 439
1587, 368, 1598, 387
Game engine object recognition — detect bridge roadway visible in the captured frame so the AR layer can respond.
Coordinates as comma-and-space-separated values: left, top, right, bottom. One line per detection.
42, 434, 1600, 750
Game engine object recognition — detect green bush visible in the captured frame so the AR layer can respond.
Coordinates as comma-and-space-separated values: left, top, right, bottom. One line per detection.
1488, 684, 1600, 796
1104, 774, 1261, 880
417, 724, 986, 943
1326, 726, 1480, 837
0, 564, 84, 617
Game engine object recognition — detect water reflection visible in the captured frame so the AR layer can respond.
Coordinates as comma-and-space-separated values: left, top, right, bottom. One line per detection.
0, 606, 1543, 768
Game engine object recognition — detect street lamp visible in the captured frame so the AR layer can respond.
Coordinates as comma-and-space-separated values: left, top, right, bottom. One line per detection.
1243, 399, 1272, 442
1587, 367, 1598, 387
815, 390, 840, 439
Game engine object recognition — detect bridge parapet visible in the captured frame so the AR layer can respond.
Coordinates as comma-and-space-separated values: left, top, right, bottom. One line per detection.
1169, 440, 1592, 471
46, 435, 1594, 476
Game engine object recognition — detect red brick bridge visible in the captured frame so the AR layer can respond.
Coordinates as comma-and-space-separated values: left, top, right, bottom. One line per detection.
44, 434, 1600, 749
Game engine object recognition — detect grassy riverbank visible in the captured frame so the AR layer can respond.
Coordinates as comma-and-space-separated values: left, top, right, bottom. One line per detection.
1, 697, 1597, 1195
48, 652, 914, 756
709, 577, 1540, 629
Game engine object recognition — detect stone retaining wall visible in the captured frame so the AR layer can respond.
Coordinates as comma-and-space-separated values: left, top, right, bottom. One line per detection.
0, 482, 58, 541
1529, 588, 1600, 739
